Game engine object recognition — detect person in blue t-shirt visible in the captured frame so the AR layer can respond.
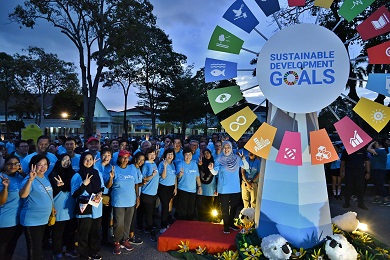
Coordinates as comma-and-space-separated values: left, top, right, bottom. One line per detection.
19, 154, 53, 260
241, 151, 261, 208
157, 148, 177, 233
197, 148, 217, 222
49, 154, 78, 259
0, 156, 24, 260
140, 147, 159, 242
209, 141, 249, 234
105, 150, 138, 255
176, 147, 202, 221
71, 152, 104, 260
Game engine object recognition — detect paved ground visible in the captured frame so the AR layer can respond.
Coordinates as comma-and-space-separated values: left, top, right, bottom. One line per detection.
12, 188, 390, 259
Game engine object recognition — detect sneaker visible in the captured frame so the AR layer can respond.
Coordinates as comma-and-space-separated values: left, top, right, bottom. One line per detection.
160, 227, 167, 234
150, 231, 157, 242
65, 250, 79, 259
113, 242, 121, 255
52, 253, 63, 260
380, 201, 390, 206
89, 253, 102, 260
372, 198, 381, 204
120, 239, 134, 251
351, 195, 358, 202
229, 225, 239, 231
129, 236, 143, 245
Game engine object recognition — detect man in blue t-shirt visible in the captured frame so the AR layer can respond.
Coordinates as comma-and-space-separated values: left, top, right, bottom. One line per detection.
241, 151, 261, 208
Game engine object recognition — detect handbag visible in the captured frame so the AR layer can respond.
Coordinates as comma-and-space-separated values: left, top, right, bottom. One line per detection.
36, 178, 56, 226
75, 196, 93, 215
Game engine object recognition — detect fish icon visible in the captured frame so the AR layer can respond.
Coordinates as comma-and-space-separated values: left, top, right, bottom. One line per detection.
211, 69, 225, 77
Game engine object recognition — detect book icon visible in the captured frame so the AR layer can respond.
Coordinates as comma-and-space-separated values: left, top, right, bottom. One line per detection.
350, 130, 363, 148
372, 13, 389, 30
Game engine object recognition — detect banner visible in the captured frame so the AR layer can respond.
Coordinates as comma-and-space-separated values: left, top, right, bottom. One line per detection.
208, 26, 244, 54
207, 86, 243, 114
338, 0, 376, 22
244, 123, 277, 159
221, 107, 257, 141
366, 73, 390, 98
356, 5, 390, 41
275, 131, 302, 166
367, 40, 390, 64
205, 58, 237, 83
334, 116, 372, 154
314, 0, 334, 8
353, 97, 390, 133
309, 129, 338, 165
254, 0, 281, 17
288, 0, 306, 7
223, 0, 259, 33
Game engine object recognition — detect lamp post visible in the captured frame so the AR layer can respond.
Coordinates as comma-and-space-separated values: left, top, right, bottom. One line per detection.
61, 112, 68, 136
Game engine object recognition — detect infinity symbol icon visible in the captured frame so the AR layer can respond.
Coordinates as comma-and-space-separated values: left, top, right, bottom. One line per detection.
229, 116, 247, 132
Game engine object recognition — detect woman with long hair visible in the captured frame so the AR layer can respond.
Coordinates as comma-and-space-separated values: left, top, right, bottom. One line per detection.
71, 152, 104, 260
209, 141, 248, 234
0, 156, 24, 260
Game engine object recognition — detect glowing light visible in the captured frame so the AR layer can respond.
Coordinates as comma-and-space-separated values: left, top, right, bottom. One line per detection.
211, 209, 219, 217
358, 222, 368, 231
61, 112, 68, 119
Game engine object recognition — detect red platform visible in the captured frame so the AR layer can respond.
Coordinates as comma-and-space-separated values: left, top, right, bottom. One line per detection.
157, 220, 238, 254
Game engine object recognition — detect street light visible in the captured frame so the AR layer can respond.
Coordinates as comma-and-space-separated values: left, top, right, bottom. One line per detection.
61, 112, 68, 119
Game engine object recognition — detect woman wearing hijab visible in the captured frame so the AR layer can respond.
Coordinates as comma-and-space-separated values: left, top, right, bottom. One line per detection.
209, 141, 249, 234
71, 152, 104, 260
197, 148, 217, 222
0, 156, 24, 260
49, 154, 78, 260
19, 154, 53, 260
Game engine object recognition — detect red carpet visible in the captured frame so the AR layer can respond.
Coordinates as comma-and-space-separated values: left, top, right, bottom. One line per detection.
157, 220, 238, 254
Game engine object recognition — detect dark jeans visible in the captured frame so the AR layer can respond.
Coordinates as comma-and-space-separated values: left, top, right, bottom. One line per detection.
101, 204, 112, 243
219, 193, 241, 229
77, 217, 101, 258
197, 195, 216, 222
0, 225, 23, 260
344, 171, 365, 205
24, 225, 46, 260
52, 219, 77, 255
176, 189, 196, 220
157, 184, 175, 228
372, 169, 389, 197
140, 194, 157, 229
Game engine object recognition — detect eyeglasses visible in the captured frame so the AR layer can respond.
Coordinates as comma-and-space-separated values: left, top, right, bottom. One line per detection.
6, 162, 20, 167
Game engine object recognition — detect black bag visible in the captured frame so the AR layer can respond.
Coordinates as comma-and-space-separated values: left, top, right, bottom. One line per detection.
75, 196, 92, 215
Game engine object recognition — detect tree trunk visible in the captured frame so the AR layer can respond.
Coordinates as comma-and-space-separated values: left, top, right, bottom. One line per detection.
151, 111, 156, 137
123, 91, 128, 139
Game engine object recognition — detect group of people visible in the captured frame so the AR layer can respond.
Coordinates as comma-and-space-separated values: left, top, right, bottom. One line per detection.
0, 133, 261, 260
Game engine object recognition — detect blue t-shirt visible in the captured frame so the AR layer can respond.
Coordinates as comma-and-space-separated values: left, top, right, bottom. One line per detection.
57, 145, 66, 155
158, 162, 176, 186
371, 148, 387, 170
176, 161, 199, 193
54, 189, 76, 221
110, 166, 137, 207
330, 153, 341, 169
6, 142, 15, 154
22, 152, 58, 176
141, 161, 159, 196
213, 157, 243, 194
173, 149, 184, 168
200, 177, 217, 197
243, 156, 261, 182
20, 175, 53, 226
129, 164, 142, 195
71, 154, 81, 173
0, 173, 23, 228
94, 161, 111, 194
71, 172, 104, 219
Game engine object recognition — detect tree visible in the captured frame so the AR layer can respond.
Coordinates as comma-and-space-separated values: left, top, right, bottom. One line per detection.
49, 89, 84, 120
16, 47, 79, 126
10, 0, 156, 137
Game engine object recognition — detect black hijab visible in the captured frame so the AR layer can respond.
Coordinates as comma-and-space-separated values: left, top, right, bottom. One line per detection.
199, 148, 214, 184
79, 152, 102, 194
49, 154, 75, 196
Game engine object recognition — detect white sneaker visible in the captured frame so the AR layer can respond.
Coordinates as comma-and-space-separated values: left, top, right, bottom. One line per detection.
160, 227, 167, 234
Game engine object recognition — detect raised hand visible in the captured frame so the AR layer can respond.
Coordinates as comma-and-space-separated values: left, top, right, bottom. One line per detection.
208, 162, 214, 170
109, 166, 115, 179
83, 173, 93, 186
198, 155, 203, 165
29, 165, 37, 181
94, 155, 100, 164
0, 175, 10, 188
238, 151, 244, 159
178, 168, 184, 178
53, 175, 64, 187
